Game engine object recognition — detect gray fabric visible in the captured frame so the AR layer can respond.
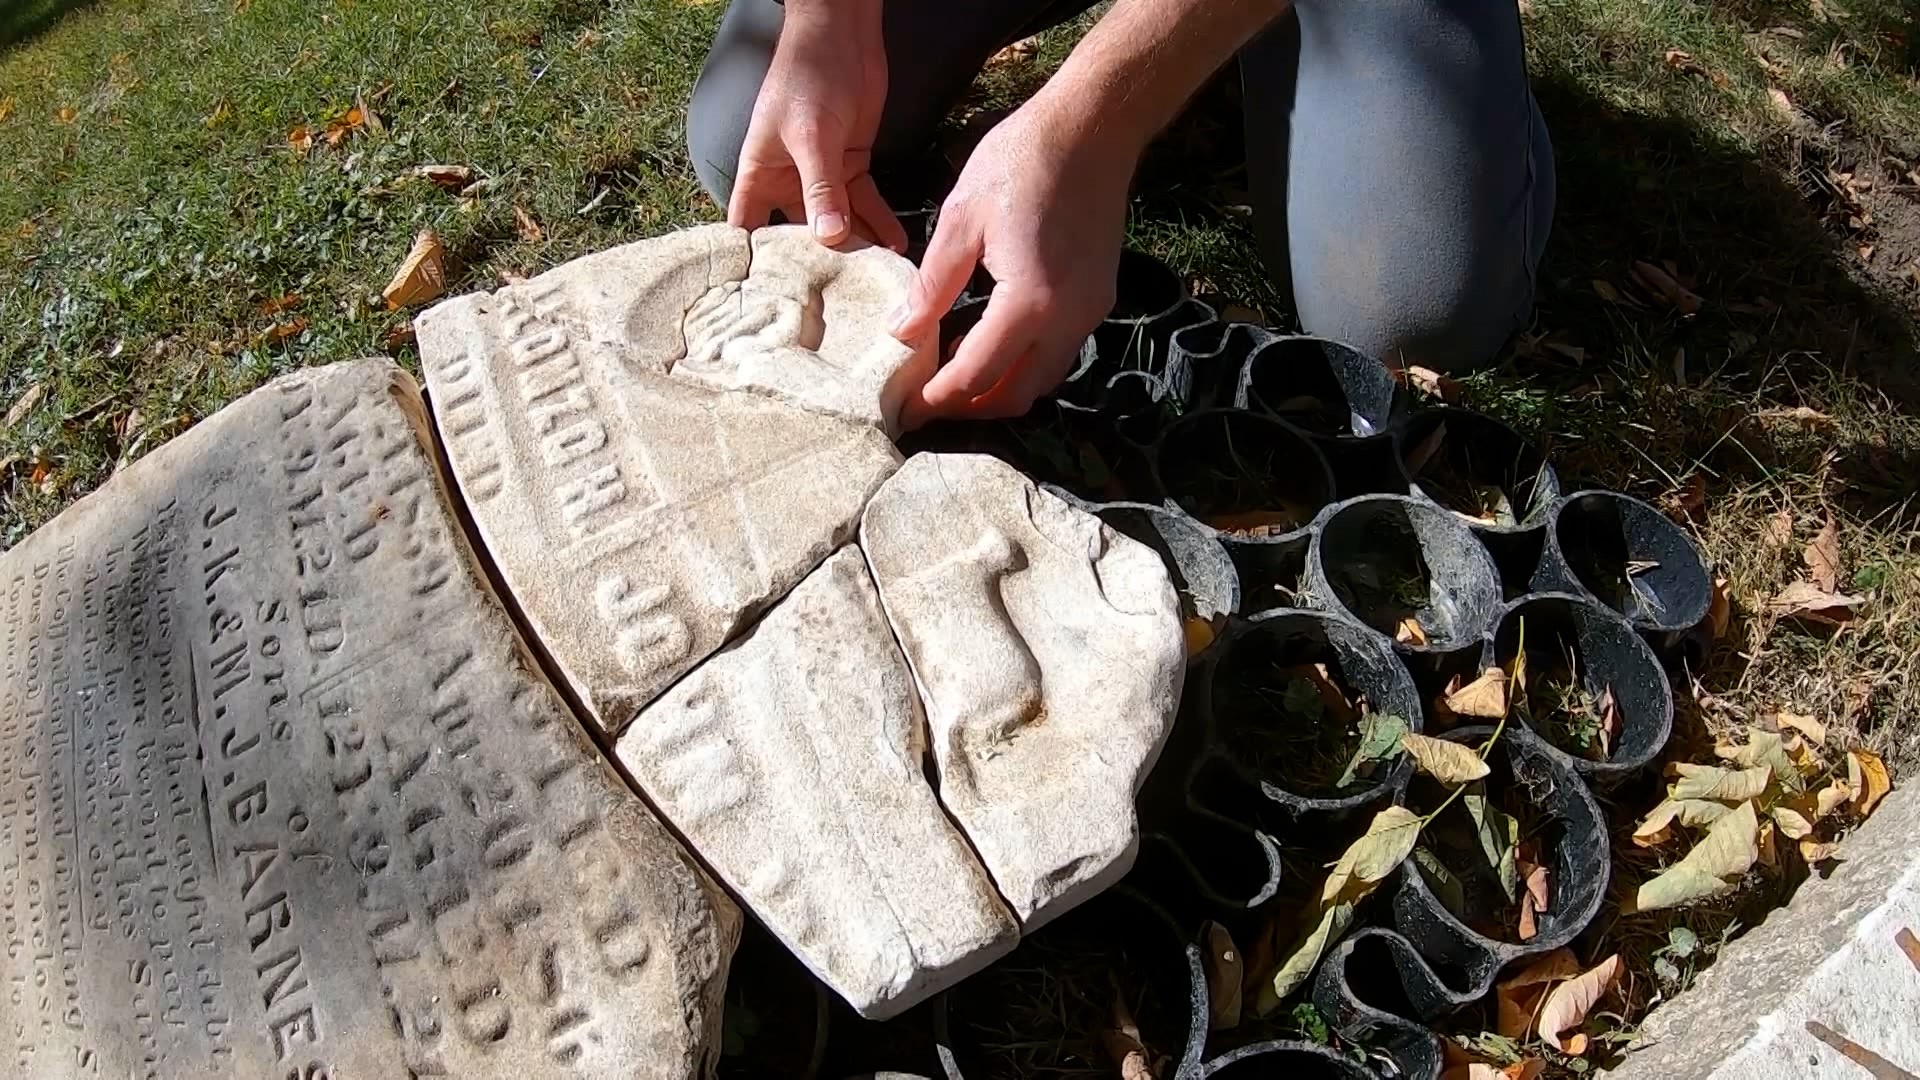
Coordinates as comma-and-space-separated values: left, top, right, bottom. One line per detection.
685, 0, 1553, 370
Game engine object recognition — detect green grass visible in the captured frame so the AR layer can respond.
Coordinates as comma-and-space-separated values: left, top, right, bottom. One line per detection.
3, 0, 1919, 1073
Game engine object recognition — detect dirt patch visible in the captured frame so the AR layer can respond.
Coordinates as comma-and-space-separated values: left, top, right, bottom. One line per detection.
1828, 141, 1920, 319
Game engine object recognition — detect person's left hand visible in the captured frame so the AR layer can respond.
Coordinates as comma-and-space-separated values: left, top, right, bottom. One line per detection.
888, 89, 1139, 428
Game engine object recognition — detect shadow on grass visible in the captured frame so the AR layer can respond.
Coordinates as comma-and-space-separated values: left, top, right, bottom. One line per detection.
0, 0, 101, 48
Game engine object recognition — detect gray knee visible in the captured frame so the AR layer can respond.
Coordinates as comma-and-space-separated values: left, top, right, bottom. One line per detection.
685, 0, 782, 208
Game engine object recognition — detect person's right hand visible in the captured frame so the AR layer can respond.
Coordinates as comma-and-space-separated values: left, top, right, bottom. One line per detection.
727, 0, 907, 253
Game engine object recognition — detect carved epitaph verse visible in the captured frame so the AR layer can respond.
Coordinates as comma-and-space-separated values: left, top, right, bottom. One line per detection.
418, 224, 906, 733
0, 360, 738, 1079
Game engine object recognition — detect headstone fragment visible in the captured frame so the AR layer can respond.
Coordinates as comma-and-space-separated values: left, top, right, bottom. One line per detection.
860, 453, 1185, 928
619, 547, 1019, 1019
419, 241, 905, 732
0, 360, 738, 1079
1605, 788, 1920, 1079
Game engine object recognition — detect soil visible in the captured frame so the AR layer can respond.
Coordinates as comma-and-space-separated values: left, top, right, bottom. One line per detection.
1211, 655, 1398, 797
1834, 140, 1920, 322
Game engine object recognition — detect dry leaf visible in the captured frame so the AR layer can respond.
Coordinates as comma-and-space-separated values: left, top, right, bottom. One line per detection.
0, 96, 15, 123
5, 383, 46, 430
1495, 949, 1580, 1037
1774, 712, 1827, 746
1757, 820, 1779, 868
1760, 405, 1836, 430
1102, 991, 1156, 1080
1537, 954, 1621, 1053
1631, 260, 1703, 314
1798, 838, 1840, 864
1765, 510, 1794, 546
1183, 617, 1217, 657
265, 317, 308, 342
323, 104, 367, 147
414, 164, 475, 191
1395, 616, 1429, 647
1322, 806, 1424, 904
382, 321, 416, 352
1847, 749, 1890, 817
1517, 859, 1549, 941
1446, 668, 1509, 720
514, 204, 544, 242
1400, 365, 1461, 402
1669, 763, 1772, 801
1772, 805, 1814, 839
1401, 733, 1492, 784
1592, 279, 1634, 305
287, 123, 313, 154
1708, 576, 1732, 639
1203, 921, 1244, 1030
1634, 797, 1734, 847
1594, 685, 1619, 757
54, 105, 77, 124
1631, 800, 1760, 912
984, 37, 1039, 68
257, 293, 301, 316
1767, 87, 1796, 116
1813, 778, 1852, 820
382, 229, 447, 310
1661, 473, 1707, 522
1804, 516, 1842, 593
1204, 510, 1300, 536
1766, 581, 1862, 626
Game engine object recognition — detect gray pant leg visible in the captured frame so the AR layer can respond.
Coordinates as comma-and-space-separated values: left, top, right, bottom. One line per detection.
686, 0, 1094, 206
1241, 0, 1554, 369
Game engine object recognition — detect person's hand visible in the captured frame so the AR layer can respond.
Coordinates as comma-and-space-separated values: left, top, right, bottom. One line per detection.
889, 89, 1139, 428
728, 0, 907, 252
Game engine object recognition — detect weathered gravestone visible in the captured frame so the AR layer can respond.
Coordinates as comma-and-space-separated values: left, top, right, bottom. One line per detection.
0, 361, 738, 1079
417, 224, 1186, 1019
1605, 786, 1920, 1080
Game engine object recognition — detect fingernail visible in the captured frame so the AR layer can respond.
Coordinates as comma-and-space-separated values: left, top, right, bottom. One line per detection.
814, 211, 847, 240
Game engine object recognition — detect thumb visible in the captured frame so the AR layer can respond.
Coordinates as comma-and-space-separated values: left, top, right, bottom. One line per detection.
889, 205, 980, 343
787, 122, 852, 246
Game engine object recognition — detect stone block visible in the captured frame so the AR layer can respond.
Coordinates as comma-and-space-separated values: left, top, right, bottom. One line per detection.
860, 453, 1186, 928
1606, 787, 1920, 1079
619, 547, 1019, 1019
0, 360, 738, 1079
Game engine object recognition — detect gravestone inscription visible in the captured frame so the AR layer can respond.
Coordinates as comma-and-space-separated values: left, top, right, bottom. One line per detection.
0, 360, 738, 1079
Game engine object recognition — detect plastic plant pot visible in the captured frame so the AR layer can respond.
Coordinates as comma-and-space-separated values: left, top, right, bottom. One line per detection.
1397, 409, 1559, 532
1169, 318, 1279, 415
1303, 495, 1503, 655
1042, 489, 1241, 644
1219, 529, 1310, 617
1150, 409, 1337, 543
1532, 490, 1712, 633
1193, 609, 1423, 818
1198, 1040, 1379, 1078
1485, 593, 1675, 780
1238, 336, 1397, 438
1311, 928, 1450, 1078
1387, 725, 1611, 1006
1316, 431, 1416, 502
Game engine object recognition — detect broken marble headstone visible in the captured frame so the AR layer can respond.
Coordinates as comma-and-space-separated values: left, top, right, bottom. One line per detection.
861, 452, 1186, 928
618, 546, 1019, 1019
417, 222, 927, 733
0, 360, 738, 1079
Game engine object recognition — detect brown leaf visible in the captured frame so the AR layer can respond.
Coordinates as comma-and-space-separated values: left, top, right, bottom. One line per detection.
257, 292, 302, 316
984, 36, 1039, 68
265, 316, 308, 342
1203, 921, 1244, 1030
1765, 510, 1795, 546
1812, 777, 1852, 820
29, 456, 52, 489
1757, 820, 1779, 868
413, 164, 475, 191
1102, 990, 1156, 1080
1798, 838, 1840, 863
1848, 749, 1890, 817
1664, 48, 1702, 73
1429, 675, 1463, 729
1400, 365, 1461, 403
1759, 405, 1836, 430
1184, 617, 1217, 658
0, 96, 15, 123
1767, 86, 1796, 116
1538, 954, 1621, 1052
1395, 617, 1429, 647
1804, 515, 1842, 593
1446, 668, 1509, 719
5, 382, 46, 430
1517, 858, 1549, 941
1289, 663, 1359, 724
382, 229, 447, 310
54, 105, 77, 124
323, 104, 367, 147
1595, 685, 1618, 757
1708, 576, 1732, 640
287, 123, 313, 154
1494, 948, 1580, 1038
514, 204, 544, 242
1774, 712, 1827, 746
1631, 260, 1703, 314
1660, 474, 1707, 522
1766, 581, 1862, 626
381, 321, 416, 352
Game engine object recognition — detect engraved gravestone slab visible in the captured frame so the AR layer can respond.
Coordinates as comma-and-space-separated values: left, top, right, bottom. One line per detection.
417, 223, 924, 734
618, 547, 1019, 1020
0, 360, 738, 1079
861, 453, 1186, 929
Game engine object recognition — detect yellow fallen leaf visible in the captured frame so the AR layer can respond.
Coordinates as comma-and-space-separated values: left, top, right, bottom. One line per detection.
1183, 617, 1216, 657
1634, 797, 1733, 848
1774, 712, 1826, 746
1804, 515, 1842, 593
204, 100, 232, 127
1203, 921, 1243, 1030
1265, 902, 1355, 1007
1494, 948, 1579, 1037
1813, 778, 1852, 820
54, 105, 77, 124
1798, 838, 1840, 864
1848, 749, 1890, 817
0, 96, 15, 122
1401, 732, 1491, 784
382, 229, 447, 310
1772, 805, 1814, 840
1446, 668, 1509, 720
1669, 763, 1771, 801
1632, 801, 1759, 913
1395, 616, 1429, 646
1322, 805, 1423, 904
1538, 954, 1622, 1053
1715, 728, 1806, 793
1757, 820, 1778, 868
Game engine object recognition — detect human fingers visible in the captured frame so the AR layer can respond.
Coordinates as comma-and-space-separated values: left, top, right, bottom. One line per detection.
784, 117, 857, 245
888, 202, 980, 343
954, 329, 1088, 420
849, 174, 907, 254
906, 284, 1040, 423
